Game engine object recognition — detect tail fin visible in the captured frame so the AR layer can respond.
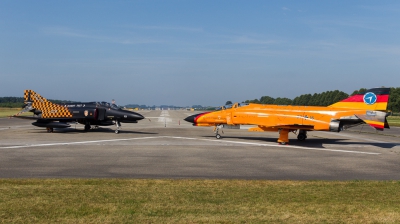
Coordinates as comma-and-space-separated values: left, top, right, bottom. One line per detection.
24, 90, 72, 118
329, 88, 390, 111
24, 90, 50, 103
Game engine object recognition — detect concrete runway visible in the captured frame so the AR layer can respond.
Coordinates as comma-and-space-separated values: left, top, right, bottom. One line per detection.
1, 110, 400, 180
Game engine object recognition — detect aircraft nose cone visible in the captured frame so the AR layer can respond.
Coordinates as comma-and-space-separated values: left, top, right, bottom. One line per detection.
184, 113, 203, 123
129, 112, 144, 120
133, 112, 145, 120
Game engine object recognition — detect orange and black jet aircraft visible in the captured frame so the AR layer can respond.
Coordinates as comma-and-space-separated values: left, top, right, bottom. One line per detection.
184, 88, 391, 144
12, 90, 144, 133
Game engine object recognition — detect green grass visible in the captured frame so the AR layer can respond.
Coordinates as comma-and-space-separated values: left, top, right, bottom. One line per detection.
1, 179, 400, 223
0, 108, 24, 117
388, 116, 400, 127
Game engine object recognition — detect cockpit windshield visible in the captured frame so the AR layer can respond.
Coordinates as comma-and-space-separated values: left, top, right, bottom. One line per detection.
100, 101, 110, 107
214, 103, 249, 111
225, 104, 233, 109
215, 106, 224, 111
98, 101, 122, 110
111, 104, 120, 110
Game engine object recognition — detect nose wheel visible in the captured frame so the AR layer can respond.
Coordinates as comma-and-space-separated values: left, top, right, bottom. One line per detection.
115, 120, 121, 134
214, 125, 224, 139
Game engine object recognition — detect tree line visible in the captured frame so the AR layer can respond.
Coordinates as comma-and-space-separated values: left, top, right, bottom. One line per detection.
0, 97, 75, 108
240, 87, 400, 113
2, 88, 400, 113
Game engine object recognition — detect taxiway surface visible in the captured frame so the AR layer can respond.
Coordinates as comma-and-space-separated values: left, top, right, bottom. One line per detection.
1, 110, 399, 180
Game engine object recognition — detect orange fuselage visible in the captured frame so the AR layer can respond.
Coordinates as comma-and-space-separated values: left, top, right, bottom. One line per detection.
194, 104, 380, 132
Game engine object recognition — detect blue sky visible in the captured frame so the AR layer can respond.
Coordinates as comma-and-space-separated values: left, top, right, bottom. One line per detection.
1, 1, 399, 106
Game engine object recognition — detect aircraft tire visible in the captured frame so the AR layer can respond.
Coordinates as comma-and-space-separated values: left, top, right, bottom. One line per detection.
216, 134, 221, 139
297, 133, 307, 141
115, 130, 119, 134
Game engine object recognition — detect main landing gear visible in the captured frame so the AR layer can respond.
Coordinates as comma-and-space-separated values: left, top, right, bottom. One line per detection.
278, 129, 308, 144
214, 125, 224, 139
297, 130, 307, 141
46, 127, 54, 133
278, 129, 290, 145
84, 123, 91, 131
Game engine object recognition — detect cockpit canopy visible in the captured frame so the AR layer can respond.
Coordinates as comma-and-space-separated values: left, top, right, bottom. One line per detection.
98, 101, 122, 110
215, 103, 249, 111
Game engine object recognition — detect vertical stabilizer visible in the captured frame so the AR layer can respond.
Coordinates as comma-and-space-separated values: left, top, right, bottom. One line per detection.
23, 90, 72, 118
328, 88, 390, 111
24, 90, 50, 103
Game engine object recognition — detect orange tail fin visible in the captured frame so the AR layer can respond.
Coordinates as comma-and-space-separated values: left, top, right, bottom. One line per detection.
24, 90, 72, 118
328, 88, 390, 111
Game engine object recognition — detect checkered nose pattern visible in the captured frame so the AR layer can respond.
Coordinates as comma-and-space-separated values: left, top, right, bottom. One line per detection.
24, 90, 73, 118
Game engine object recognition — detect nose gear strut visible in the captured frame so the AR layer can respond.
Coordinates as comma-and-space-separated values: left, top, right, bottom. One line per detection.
214, 125, 224, 139
115, 120, 121, 134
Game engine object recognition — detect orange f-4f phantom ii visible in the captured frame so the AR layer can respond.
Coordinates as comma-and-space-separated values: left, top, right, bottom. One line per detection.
184, 88, 391, 144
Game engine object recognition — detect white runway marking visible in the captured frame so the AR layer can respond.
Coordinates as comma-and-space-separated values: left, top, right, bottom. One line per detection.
0, 136, 381, 155
0, 136, 161, 149
168, 137, 381, 155
325, 132, 386, 143
158, 110, 172, 123
146, 111, 172, 123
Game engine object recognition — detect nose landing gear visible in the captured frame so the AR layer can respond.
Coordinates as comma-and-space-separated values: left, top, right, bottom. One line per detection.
214, 125, 224, 139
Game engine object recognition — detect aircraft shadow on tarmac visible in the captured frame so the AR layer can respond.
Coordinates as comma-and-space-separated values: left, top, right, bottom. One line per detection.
31, 127, 158, 135
203, 135, 400, 149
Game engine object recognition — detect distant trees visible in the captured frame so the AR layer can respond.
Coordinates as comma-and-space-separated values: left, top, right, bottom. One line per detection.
388, 87, 400, 113
240, 87, 400, 113
259, 96, 274, 104
273, 97, 292, 105
243, 90, 349, 107
291, 90, 349, 106
351, 88, 367, 96
225, 101, 233, 105
0, 97, 24, 108
2, 87, 399, 113
0, 97, 74, 108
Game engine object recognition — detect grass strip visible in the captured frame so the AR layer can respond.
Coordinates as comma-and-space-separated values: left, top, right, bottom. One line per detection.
1, 179, 399, 223
0, 108, 24, 117
387, 116, 400, 127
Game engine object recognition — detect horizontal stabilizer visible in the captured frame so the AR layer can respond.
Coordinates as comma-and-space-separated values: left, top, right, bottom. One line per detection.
354, 111, 388, 131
